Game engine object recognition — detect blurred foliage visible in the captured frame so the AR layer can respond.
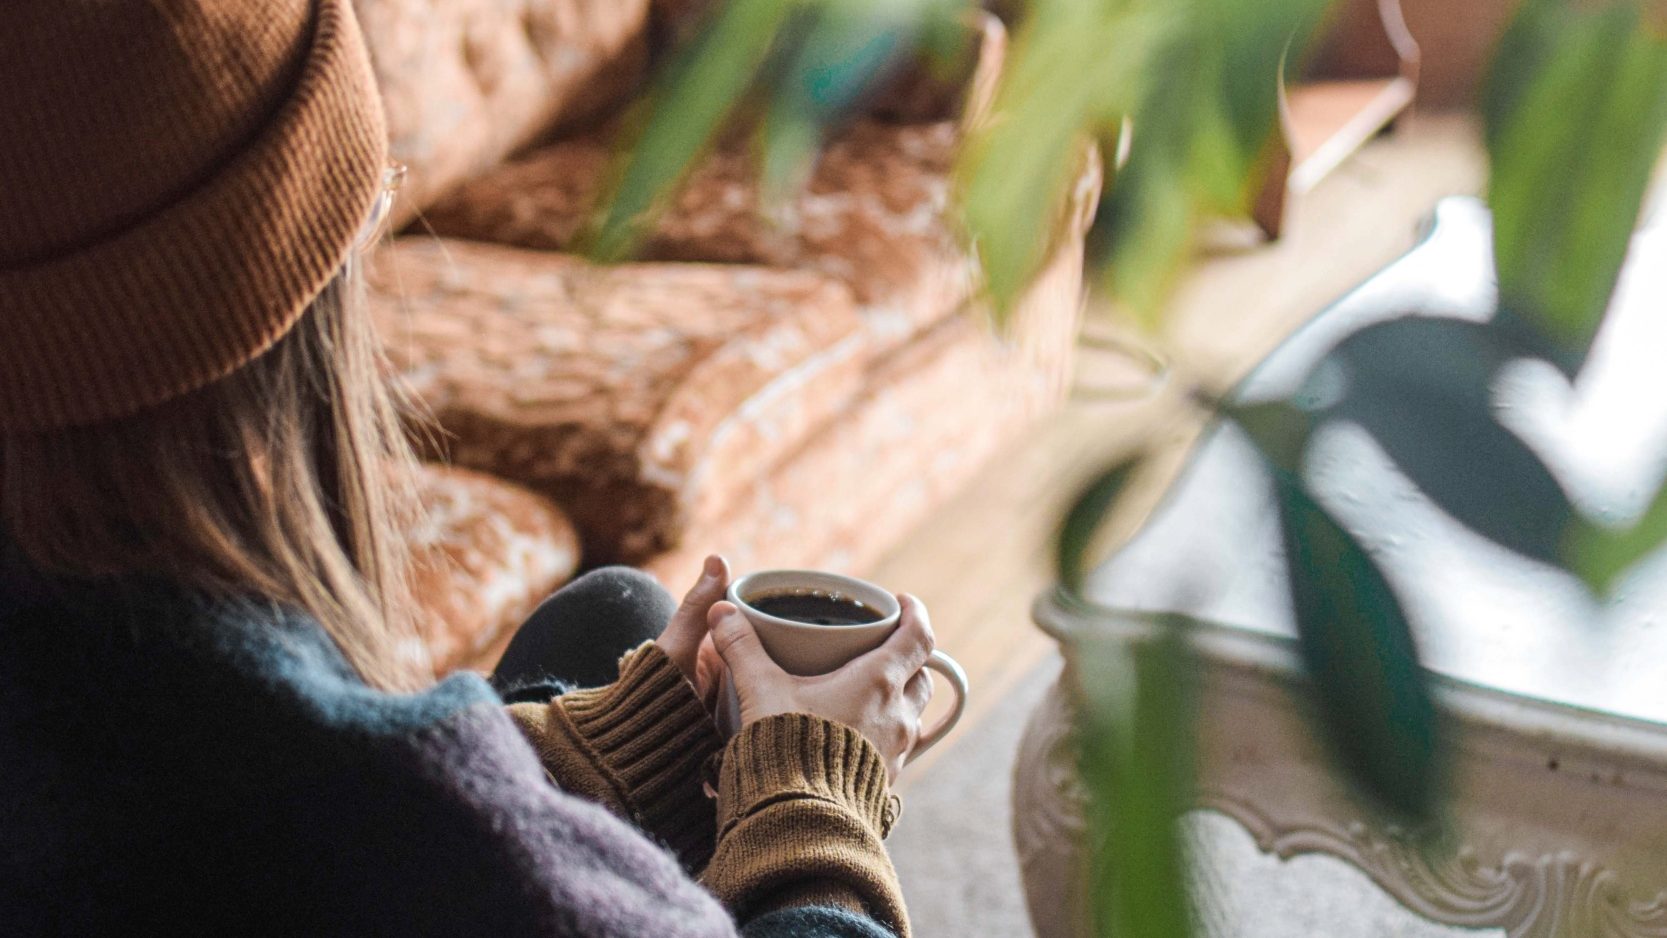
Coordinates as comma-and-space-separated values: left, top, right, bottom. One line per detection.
1089, 0, 1331, 319
1075, 627, 1197, 938
599, 0, 1667, 933
1483, 0, 1667, 372
956, 0, 1161, 307
945, 0, 1332, 316
1245, 319, 1578, 566
761, 2, 941, 203
588, 0, 794, 261
1310, 319, 1573, 564
1223, 392, 1447, 821
1057, 457, 1143, 595
1269, 462, 1442, 821
1568, 481, 1667, 595
588, 0, 962, 261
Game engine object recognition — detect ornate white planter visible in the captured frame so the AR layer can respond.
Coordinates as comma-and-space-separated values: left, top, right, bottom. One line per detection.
1013, 592, 1667, 938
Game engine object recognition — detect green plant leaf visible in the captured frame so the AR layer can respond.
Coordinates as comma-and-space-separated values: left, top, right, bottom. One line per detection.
589, 0, 799, 261
1567, 480, 1667, 595
1482, 0, 1667, 370
761, 1, 926, 203
957, 0, 1160, 315
1056, 456, 1143, 596
1317, 317, 1575, 565
1271, 467, 1442, 822
1097, 157, 1197, 324
1229, 319, 1579, 567
1075, 627, 1196, 938
1097, 0, 1333, 319
914, 0, 972, 72
1222, 399, 1313, 472
1209, 0, 1332, 162
963, 0, 1330, 317
1094, 9, 1221, 320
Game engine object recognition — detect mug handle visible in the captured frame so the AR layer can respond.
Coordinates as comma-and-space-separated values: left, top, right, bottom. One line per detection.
715, 650, 970, 763
907, 650, 969, 764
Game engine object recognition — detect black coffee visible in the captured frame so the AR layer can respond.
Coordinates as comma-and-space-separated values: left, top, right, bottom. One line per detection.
748, 590, 884, 626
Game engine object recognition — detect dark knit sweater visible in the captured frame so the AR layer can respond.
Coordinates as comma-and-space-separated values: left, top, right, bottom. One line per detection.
0, 565, 900, 937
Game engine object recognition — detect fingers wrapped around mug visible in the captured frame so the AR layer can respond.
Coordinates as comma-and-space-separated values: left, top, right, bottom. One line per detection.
904, 666, 935, 718
715, 572, 968, 777
857, 593, 934, 687
709, 601, 779, 685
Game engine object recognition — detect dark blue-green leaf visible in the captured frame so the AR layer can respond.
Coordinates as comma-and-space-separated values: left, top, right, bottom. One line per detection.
1319, 317, 1574, 565
1222, 399, 1314, 473
1056, 456, 1142, 596
1272, 468, 1442, 822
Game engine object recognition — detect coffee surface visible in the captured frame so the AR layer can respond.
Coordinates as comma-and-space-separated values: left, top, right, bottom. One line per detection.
748, 590, 885, 626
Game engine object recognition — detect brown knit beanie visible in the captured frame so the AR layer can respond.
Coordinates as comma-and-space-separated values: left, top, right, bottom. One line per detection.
0, 0, 388, 433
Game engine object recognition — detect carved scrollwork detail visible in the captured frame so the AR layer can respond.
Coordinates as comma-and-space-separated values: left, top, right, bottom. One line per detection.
1014, 663, 1667, 938
1012, 674, 1092, 938
1198, 792, 1667, 938
1013, 671, 1087, 863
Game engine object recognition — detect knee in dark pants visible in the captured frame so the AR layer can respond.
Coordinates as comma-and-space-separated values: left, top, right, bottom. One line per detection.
493, 566, 678, 692
547, 567, 678, 636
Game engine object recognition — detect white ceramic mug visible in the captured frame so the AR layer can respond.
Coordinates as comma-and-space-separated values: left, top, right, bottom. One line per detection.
721, 569, 969, 764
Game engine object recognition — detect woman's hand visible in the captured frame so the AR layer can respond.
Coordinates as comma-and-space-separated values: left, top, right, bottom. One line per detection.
709, 594, 937, 780
655, 554, 729, 712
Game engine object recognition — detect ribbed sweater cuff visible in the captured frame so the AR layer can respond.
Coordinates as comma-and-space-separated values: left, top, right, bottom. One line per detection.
554, 643, 723, 863
717, 714, 897, 840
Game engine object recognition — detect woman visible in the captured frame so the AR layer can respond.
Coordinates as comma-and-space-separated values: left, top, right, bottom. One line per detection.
0, 2, 933, 935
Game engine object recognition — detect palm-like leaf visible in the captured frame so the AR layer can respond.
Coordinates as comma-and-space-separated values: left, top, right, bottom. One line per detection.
1484, 0, 1667, 370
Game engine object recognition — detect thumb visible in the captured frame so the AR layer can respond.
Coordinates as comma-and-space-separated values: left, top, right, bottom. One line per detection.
664, 554, 728, 645
709, 602, 778, 683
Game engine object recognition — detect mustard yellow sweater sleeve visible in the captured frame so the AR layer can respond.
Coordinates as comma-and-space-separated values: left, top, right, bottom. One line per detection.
505, 643, 722, 868
703, 714, 909, 937
505, 644, 911, 936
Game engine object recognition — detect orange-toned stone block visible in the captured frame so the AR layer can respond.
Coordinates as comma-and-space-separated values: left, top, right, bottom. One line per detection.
422, 121, 980, 335
356, 0, 651, 223
370, 238, 870, 564
408, 464, 580, 674
645, 214, 1094, 587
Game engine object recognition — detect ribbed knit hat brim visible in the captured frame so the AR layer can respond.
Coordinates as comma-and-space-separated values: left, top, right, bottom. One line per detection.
0, 0, 387, 433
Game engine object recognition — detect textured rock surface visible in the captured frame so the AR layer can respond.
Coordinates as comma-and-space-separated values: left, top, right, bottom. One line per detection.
370, 238, 868, 565
644, 217, 1093, 589
422, 120, 981, 333
644, 314, 1036, 586
379, 140, 1098, 587
407, 463, 580, 674
355, 0, 651, 223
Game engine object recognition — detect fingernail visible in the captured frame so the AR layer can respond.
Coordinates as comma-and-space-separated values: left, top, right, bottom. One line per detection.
703, 554, 724, 579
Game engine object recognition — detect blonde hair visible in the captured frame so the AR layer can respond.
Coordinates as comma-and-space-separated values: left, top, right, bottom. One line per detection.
0, 259, 426, 690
